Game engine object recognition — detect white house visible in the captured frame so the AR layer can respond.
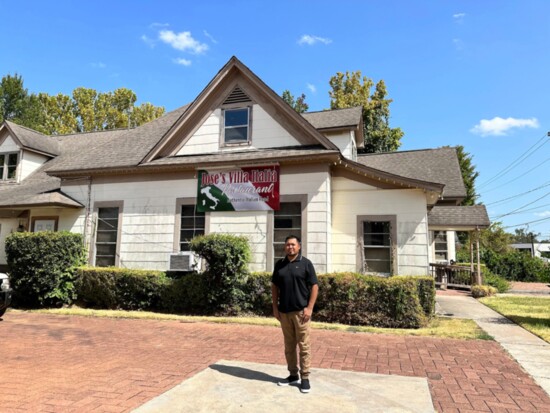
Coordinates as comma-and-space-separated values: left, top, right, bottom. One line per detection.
0, 57, 489, 275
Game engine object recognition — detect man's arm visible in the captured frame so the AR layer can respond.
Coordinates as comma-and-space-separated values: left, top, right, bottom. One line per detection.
271, 283, 281, 321
302, 283, 318, 323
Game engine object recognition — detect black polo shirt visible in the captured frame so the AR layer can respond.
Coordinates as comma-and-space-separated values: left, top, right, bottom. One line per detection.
272, 254, 318, 313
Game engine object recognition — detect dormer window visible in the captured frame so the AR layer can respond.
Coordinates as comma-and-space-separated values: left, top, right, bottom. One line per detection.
223, 107, 250, 145
0, 153, 18, 181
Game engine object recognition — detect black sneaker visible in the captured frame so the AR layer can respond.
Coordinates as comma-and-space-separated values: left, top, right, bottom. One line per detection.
300, 378, 311, 393
277, 375, 299, 386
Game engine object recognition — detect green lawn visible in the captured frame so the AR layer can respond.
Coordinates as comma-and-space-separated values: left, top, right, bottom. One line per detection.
17, 307, 492, 340
480, 295, 550, 343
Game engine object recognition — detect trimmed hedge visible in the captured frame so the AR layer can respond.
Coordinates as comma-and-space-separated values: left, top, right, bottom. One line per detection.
242, 272, 434, 328
73, 268, 435, 328
482, 249, 550, 283
471, 285, 497, 298
75, 267, 169, 311
5, 231, 86, 308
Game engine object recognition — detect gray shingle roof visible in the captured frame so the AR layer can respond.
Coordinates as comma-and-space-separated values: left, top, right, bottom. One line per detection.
5, 121, 60, 156
48, 105, 190, 172
357, 147, 467, 199
302, 107, 362, 130
428, 205, 490, 228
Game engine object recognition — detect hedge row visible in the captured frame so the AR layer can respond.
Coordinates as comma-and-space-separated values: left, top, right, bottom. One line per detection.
75, 268, 435, 328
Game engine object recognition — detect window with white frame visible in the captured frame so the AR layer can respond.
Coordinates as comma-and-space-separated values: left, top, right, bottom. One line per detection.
180, 205, 205, 251
223, 107, 250, 144
433, 231, 448, 261
0, 153, 18, 180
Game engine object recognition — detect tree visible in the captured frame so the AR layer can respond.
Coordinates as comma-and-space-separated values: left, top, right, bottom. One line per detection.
479, 222, 512, 254
281, 90, 309, 113
455, 145, 479, 206
329, 71, 403, 153
511, 228, 540, 243
0, 73, 165, 135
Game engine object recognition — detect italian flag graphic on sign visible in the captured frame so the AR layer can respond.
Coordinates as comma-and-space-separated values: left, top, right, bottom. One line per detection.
197, 165, 280, 212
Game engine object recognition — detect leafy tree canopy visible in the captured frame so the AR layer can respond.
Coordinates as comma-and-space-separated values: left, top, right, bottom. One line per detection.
329, 71, 404, 153
0, 73, 165, 135
281, 90, 309, 113
454, 145, 479, 206
511, 228, 540, 243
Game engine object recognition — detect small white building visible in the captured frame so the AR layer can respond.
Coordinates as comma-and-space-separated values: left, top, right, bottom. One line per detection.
510, 243, 550, 262
0, 57, 489, 275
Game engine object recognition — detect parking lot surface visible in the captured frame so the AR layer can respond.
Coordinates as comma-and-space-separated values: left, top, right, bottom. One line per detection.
1, 312, 549, 412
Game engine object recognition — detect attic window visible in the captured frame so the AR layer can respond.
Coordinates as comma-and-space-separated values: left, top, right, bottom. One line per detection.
223, 107, 250, 144
0, 153, 18, 180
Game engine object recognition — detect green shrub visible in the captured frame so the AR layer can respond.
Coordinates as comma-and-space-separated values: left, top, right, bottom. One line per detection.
190, 234, 251, 314
483, 270, 511, 293
403, 276, 436, 318
75, 267, 169, 311
315, 273, 428, 328
241, 272, 273, 316
5, 231, 86, 308
161, 272, 209, 314
472, 285, 497, 298
482, 249, 550, 283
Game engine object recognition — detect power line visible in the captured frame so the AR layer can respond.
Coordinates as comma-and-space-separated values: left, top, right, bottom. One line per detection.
502, 216, 550, 229
484, 181, 550, 206
491, 192, 550, 218
490, 202, 550, 218
482, 157, 550, 194
478, 132, 549, 190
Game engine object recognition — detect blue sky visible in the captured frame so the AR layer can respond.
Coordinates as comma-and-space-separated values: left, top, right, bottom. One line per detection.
1, 0, 549, 239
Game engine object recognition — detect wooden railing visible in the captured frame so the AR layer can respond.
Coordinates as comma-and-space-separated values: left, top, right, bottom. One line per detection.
429, 263, 476, 289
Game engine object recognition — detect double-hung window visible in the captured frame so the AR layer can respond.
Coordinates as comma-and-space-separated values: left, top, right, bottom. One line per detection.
363, 221, 392, 274
180, 205, 205, 251
95, 207, 120, 267
433, 231, 448, 261
223, 107, 250, 144
0, 153, 18, 180
273, 202, 302, 267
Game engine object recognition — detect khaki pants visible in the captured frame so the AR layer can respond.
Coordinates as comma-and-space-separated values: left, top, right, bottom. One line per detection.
279, 310, 311, 379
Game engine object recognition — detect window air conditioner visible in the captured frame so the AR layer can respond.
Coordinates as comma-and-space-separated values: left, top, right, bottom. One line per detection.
168, 252, 201, 272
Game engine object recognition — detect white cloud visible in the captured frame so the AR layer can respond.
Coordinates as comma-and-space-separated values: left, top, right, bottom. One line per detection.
453, 38, 464, 51
306, 83, 316, 93
141, 35, 156, 48
470, 117, 540, 137
298, 34, 332, 46
91, 62, 106, 69
203, 30, 218, 44
159, 30, 208, 54
453, 12, 466, 23
150, 22, 170, 28
174, 58, 192, 66
535, 211, 550, 217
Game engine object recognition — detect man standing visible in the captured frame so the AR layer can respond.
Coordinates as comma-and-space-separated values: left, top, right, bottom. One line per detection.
271, 235, 319, 393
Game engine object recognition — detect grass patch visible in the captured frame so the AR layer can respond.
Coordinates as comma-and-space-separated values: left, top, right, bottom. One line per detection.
480, 295, 550, 343
13, 307, 491, 340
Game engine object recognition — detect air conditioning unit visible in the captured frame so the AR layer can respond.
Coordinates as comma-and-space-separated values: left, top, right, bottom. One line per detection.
168, 252, 201, 272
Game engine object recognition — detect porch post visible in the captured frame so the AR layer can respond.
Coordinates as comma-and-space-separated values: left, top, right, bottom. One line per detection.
475, 228, 482, 285
469, 235, 474, 273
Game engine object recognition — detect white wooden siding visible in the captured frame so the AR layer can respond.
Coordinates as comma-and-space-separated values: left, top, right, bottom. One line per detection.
332, 176, 429, 275
210, 211, 268, 272
176, 105, 301, 156
0, 135, 19, 153
280, 166, 331, 272
324, 131, 354, 159
20, 151, 49, 181
0, 218, 18, 265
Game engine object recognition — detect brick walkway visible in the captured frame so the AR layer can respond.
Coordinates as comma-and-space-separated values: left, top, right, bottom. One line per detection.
1, 312, 549, 413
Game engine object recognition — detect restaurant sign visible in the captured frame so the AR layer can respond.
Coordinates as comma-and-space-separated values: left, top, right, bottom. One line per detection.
197, 165, 280, 212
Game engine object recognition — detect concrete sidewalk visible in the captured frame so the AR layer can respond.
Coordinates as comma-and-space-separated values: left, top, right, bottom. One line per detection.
133, 360, 435, 413
436, 294, 550, 396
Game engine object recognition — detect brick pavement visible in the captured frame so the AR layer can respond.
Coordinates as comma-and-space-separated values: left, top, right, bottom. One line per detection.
1, 312, 549, 413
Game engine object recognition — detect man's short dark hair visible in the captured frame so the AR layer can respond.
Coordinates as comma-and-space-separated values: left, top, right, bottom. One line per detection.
285, 235, 301, 244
